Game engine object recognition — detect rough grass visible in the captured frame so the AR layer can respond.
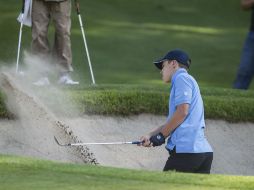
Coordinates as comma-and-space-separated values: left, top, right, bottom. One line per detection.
1, 155, 254, 190
0, 92, 11, 119
1, 84, 253, 122
68, 86, 254, 122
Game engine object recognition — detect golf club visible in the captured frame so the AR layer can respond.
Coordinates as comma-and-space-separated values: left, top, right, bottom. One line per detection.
54, 136, 143, 147
75, 0, 96, 85
16, 0, 25, 74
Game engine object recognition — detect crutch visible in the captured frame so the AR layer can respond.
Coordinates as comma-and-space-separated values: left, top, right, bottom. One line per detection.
16, 0, 25, 74
74, 0, 96, 85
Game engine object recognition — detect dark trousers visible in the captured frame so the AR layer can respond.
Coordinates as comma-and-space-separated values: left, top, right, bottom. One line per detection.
163, 148, 213, 174
233, 31, 254, 89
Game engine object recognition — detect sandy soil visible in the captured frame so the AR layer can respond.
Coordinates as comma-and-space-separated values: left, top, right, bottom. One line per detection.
0, 72, 97, 164
62, 116, 254, 175
61, 115, 168, 171
0, 71, 254, 176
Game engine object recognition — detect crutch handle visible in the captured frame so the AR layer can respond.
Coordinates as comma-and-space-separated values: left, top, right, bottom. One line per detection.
75, 0, 81, 15
22, 0, 25, 14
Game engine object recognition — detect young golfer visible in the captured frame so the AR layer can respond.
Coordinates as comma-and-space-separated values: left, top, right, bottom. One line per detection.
140, 49, 213, 173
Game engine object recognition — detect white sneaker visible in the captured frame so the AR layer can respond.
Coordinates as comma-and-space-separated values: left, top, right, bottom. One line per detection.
58, 75, 79, 85
33, 77, 50, 86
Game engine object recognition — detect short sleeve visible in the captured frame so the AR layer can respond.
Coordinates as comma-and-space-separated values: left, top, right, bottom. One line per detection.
174, 75, 192, 106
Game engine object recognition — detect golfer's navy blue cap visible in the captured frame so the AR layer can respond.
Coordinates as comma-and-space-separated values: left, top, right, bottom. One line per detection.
153, 49, 191, 70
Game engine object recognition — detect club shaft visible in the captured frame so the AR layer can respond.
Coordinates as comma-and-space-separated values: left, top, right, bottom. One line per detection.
68, 141, 140, 146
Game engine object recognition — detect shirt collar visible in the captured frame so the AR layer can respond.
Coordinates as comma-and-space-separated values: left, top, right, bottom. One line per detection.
171, 68, 187, 85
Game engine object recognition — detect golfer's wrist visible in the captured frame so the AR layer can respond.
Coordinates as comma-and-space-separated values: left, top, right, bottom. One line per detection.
160, 131, 167, 138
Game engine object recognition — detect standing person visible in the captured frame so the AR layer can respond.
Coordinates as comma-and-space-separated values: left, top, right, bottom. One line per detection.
233, 0, 254, 89
139, 49, 213, 174
32, 0, 79, 86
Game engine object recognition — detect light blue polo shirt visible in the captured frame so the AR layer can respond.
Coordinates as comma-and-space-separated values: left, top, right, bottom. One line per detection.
166, 68, 213, 153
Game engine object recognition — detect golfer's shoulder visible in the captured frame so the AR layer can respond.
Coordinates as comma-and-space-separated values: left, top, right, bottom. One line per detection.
175, 72, 194, 85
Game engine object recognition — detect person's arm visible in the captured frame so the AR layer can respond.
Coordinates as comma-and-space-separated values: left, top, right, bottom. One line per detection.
140, 103, 189, 147
161, 103, 189, 137
241, 0, 254, 10
139, 125, 164, 147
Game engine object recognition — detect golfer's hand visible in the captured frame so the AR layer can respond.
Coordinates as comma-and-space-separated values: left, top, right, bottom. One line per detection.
139, 135, 152, 147
149, 132, 165, 147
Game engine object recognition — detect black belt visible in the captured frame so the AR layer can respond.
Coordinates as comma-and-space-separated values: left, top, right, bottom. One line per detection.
168, 147, 176, 155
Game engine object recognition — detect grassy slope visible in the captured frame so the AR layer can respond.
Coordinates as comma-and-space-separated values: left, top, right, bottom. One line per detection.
1, 84, 254, 122
1, 155, 254, 190
0, 0, 254, 121
0, 0, 252, 88
69, 86, 254, 122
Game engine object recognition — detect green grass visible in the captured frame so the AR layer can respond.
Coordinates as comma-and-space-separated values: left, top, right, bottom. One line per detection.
1, 0, 254, 122
1, 154, 254, 190
1, 84, 252, 122
0, 91, 11, 119
68, 86, 254, 122
0, 0, 253, 88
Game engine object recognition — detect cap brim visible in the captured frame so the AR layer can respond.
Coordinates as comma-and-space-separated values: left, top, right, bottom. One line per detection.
153, 58, 167, 70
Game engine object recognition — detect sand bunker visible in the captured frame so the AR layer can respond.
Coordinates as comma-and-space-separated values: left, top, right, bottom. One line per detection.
0, 71, 254, 176
62, 116, 254, 175
0, 72, 97, 164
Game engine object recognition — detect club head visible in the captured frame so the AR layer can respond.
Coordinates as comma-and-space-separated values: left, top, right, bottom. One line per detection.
54, 136, 68, 146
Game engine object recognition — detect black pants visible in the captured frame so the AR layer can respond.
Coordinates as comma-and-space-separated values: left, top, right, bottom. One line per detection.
163, 149, 213, 174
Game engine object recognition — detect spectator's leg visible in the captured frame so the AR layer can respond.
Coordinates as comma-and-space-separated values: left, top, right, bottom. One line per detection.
233, 31, 254, 89
31, 0, 50, 57
51, 0, 73, 73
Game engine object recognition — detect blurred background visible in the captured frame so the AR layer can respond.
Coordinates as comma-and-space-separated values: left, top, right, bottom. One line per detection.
0, 0, 252, 89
